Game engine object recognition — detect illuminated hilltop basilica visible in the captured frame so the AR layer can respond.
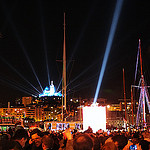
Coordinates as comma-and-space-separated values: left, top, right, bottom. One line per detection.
39, 81, 62, 97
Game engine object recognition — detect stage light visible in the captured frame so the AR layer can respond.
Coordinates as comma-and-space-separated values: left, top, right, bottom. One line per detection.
83, 105, 106, 132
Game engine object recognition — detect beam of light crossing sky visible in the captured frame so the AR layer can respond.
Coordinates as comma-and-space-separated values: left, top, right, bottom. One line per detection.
0, 76, 37, 97
14, 31, 44, 92
38, 0, 51, 88
93, 0, 124, 104
145, 89, 150, 113
57, 3, 98, 94
67, 73, 98, 94
67, 60, 98, 87
56, 77, 63, 92
0, 56, 41, 94
2, 2, 43, 92
56, 57, 99, 93
134, 43, 140, 83
67, 0, 99, 70
56, 3, 99, 93
1, 75, 39, 95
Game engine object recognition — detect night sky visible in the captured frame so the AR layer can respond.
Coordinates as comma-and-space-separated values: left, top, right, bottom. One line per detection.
0, 0, 150, 105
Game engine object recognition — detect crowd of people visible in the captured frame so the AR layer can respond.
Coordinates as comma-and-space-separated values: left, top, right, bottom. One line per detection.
0, 125, 150, 150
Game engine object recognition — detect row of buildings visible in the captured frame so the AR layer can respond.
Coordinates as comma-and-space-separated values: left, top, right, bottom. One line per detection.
0, 96, 150, 130
0, 97, 63, 122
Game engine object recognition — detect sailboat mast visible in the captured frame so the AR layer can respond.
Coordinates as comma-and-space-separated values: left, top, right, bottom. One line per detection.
131, 86, 134, 125
123, 68, 127, 121
139, 39, 146, 127
63, 12, 67, 111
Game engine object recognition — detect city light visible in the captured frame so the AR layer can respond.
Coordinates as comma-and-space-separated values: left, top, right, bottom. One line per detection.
107, 105, 110, 108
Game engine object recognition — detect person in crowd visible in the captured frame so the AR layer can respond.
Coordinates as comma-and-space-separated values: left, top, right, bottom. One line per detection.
89, 133, 100, 150
59, 128, 94, 150
51, 133, 60, 150
84, 126, 93, 133
142, 129, 150, 142
123, 132, 142, 150
112, 134, 128, 150
8, 127, 14, 138
0, 133, 10, 150
139, 139, 150, 150
101, 141, 117, 150
28, 128, 43, 150
98, 134, 107, 149
59, 128, 73, 150
42, 135, 54, 150
73, 133, 94, 150
11, 128, 28, 150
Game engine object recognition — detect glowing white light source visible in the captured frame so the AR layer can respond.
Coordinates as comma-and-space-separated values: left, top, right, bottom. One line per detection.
83, 106, 106, 133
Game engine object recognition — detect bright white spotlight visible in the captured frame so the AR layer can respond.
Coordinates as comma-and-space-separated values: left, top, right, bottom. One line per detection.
93, 0, 124, 104
83, 105, 106, 133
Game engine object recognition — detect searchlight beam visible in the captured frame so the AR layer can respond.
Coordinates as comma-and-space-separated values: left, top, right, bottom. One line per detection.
93, 0, 124, 104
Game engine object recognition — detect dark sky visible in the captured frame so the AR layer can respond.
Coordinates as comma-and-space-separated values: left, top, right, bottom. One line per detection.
0, 0, 150, 104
